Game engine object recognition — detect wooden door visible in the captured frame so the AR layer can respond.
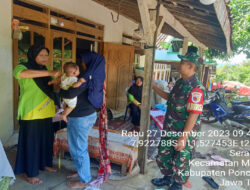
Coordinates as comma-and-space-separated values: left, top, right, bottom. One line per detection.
50, 31, 76, 72
13, 26, 49, 130
103, 43, 135, 111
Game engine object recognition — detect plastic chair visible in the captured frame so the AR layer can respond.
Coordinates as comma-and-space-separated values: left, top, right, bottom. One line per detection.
124, 105, 130, 120
124, 87, 132, 120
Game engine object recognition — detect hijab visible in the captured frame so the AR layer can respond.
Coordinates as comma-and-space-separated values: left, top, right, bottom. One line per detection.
78, 52, 106, 108
20, 45, 60, 106
128, 76, 143, 103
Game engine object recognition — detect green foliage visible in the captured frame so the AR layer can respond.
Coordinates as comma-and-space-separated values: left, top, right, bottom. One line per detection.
159, 42, 171, 50
205, 48, 229, 60
225, 90, 248, 105
215, 60, 250, 86
213, 74, 225, 83
206, 0, 250, 59
53, 49, 72, 59
224, 89, 238, 105
229, 0, 250, 57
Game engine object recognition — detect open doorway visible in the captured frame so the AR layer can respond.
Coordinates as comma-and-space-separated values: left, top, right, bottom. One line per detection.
76, 38, 94, 65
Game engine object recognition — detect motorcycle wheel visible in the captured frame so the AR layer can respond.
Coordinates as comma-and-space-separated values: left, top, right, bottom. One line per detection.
201, 106, 218, 123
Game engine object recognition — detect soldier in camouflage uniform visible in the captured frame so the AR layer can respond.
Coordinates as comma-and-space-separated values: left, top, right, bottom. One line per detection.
151, 51, 206, 190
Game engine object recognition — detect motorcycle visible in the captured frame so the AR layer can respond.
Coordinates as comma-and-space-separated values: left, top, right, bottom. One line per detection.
201, 88, 250, 125
231, 100, 250, 106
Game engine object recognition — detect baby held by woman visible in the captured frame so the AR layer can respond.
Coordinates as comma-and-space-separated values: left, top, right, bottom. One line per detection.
60, 62, 86, 122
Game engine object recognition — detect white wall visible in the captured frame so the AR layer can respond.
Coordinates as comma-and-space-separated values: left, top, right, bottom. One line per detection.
0, 0, 13, 143
33, 0, 138, 43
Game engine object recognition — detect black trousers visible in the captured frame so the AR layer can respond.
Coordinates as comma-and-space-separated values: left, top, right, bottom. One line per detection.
129, 104, 141, 126
14, 118, 54, 177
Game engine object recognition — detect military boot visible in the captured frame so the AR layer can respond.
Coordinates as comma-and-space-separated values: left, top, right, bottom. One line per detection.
168, 181, 183, 190
151, 175, 172, 187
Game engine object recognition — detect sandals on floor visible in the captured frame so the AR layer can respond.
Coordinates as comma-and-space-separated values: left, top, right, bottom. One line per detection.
202, 176, 219, 189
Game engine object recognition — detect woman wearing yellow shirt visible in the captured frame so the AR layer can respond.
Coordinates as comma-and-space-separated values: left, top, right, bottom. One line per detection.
13, 45, 61, 184
128, 76, 143, 129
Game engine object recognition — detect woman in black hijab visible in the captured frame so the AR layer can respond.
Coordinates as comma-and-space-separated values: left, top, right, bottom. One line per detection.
128, 76, 143, 129
13, 45, 61, 184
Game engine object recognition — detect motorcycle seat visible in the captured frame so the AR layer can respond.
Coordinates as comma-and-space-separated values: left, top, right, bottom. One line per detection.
231, 100, 250, 105
232, 105, 250, 114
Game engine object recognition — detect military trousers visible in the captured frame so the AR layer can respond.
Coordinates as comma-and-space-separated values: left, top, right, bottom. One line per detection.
156, 135, 197, 184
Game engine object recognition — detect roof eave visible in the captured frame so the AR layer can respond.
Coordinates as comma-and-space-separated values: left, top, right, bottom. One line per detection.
213, 0, 232, 54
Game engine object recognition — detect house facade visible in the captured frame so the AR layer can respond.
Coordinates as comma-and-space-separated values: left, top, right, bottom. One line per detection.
0, 0, 139, 143
0, 0, 232, 147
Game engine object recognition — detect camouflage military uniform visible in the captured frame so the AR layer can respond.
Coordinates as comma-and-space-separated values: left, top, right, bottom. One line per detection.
156, 74, 206, 184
